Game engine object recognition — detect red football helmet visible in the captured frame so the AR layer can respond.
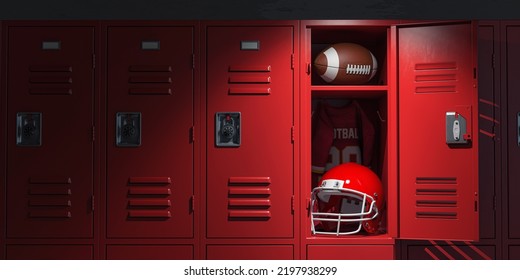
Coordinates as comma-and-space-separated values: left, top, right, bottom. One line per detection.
311, 162, 385, 235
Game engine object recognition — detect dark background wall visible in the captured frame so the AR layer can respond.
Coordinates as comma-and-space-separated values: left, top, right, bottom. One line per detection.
0, 0, 518, 20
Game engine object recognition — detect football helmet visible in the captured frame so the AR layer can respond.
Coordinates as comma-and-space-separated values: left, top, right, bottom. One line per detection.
310, 162, 384, 235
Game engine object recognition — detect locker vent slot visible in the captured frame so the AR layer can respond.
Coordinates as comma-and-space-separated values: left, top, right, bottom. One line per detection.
128, 187, 171, 196
128, 177, 171, 185
29, 66, 73, 95
416, 200, 457, 208
229, 88, 271, 95
229, 177, 271, 185
128, 210, 171, 218
29, 187, 72, 195
129, 65, 172, 72
415, 178, 458, 220
414, 62, 457, 94
29, 210, 71, 218
227, 65, 272, 95
128, 65, 173, 95
29, 198, 71, 207
416, 212, 457, 219
228, 177, 272, 220
29, 177, 72, 184
127, 177, 172, 220
416, 177, 457, 185
27, 178, 73, 219
229, 65, 271, 72
228, 75, 271, 84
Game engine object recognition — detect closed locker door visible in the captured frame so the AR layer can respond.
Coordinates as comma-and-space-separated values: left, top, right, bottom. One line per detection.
506, 24, 520, 240
106, 27, 194, 238
398, 22, 479, 240
6, 26, 94, 238
206, 26, 294, 238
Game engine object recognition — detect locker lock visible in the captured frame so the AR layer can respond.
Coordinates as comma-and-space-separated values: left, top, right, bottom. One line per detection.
446, 112, 469, 145
215, 112, 241, 147
16, 112, 42, 146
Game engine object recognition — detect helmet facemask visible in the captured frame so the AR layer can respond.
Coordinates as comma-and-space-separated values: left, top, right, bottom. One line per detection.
311, 179, 379, 236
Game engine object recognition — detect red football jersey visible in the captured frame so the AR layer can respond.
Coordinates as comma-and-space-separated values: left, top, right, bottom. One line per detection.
311, 100, 375, 187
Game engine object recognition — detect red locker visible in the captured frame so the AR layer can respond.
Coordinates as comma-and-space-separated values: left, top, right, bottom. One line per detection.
206, 245, 294, 260
398, 21, 502, 259
398, 22, 479, 240
300, 20, 478, 260
402, 241, 494, 260
205, 25, 296, 238
106, 245, 193, 259
505, 24, 520, 240
6, 245, 93, 260
6, 26, 95, 238
106, 26, 195, 238
307, 245, 394, 260
0, 21, 4, 259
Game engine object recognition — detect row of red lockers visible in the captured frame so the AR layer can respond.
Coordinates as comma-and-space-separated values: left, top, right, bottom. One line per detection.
0, 20, 480, 259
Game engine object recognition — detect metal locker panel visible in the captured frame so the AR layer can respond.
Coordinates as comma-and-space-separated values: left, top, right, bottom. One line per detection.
307, 245, 394, 260
398, 22, 479, 240
106, 245, 194, 260
6, 245, 93, 260
206, 26, 295, 238
509, 246, 520, 260
206, 245, 293, 260
402, 241, 494, 260
6, 26, 95, 238
106, 26, 194, 238
506, 25, 520, 239
477, 23, 500, 240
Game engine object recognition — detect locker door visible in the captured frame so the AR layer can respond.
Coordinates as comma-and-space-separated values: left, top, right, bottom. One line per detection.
506, 24, 520, 240
398, 22, 479, 240
206, 26, 294, 238
106, 27, 194, 238
6, 26, 94, 238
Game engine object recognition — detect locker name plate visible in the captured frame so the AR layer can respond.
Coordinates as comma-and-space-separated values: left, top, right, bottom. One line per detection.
16, 112, 42, 146
216, 112, 241, 147
116, 112, 142, 147
241, 41, 260, 51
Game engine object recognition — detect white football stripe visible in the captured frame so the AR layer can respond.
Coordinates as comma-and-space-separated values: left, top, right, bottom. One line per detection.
370, 52, 378, 79
320, 47, 339, 83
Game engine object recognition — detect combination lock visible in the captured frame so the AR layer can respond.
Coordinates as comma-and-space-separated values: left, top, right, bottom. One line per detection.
216, 112, 241, 147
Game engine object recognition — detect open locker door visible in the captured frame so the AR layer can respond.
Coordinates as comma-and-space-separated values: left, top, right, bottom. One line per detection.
398, 22, 479, 241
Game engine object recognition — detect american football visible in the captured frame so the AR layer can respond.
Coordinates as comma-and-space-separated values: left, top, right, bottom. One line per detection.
314, 43, 378, 85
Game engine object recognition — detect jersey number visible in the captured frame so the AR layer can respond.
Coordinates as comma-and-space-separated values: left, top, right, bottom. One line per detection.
325, 146, 362, 171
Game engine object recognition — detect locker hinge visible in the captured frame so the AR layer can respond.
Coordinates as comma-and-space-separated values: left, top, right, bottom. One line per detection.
291, 195, 295, 213
192, 54, 195, 69
291, 126, 295, 143
190, 126, 195, 143
92, 53, 96, 69
474, 67, 477, 79
493, 195, 497, 211
91, 126, 95, 142
91, 195, 95, 212
306, 63, 311, 75
306, 198, 311, 216
492, 53, 495, 69
291, 53, 295, 69
191, 195, 195, 212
